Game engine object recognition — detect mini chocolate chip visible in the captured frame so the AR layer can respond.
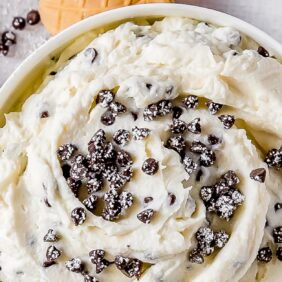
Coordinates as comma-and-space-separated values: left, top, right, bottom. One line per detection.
119, 191, 133, 210
190, 141, 207, 154
115, 255, 143, 279
84, 48, 98, 63
89, 249, 105, 264
49, 71, 57, 76
116, 150, 133, 167
46, 245, 61, 261
215, 195, 235, 220
274, 203, 282, 212
95, 259, 110, 274
196, 169, 203, 181
196, 227, 214, 245
103, 142, 117, 163
182, 155, 197, 175
12, 17, 26, 30
131, 112, 138, 121
26, 10, 41, 25
101, 110, 116, 126
206, 100, 223, 115
88, 129, 106, 152
57, 144, 77, 161
62, 164, 71, 179
83, 194, 98, 211
214, 230, 229, 248
168, 192, 176, 206
218, 115, 235, 129
40, 111, 49, 118
214, 180, 229, 196
273, 226, 282, 243
132, 126, 151, 140
250, 168, 266, 183
70, 162, 87, 181
170, 119, 187, 134
86, 173, 103, 194
208, 134, 221, 145
221, 170, 240, 186
165, 85, 174, 95
102, 190, 122, 221
264, 148, 282, 168
197, 242, 214, 257
0, 44, 9, 56
276, 247, 282, 261
43, 260, 56, 268
113, 129, 130, 146
187, 118, 201, 134
157, 100, 173, 116
228, 188, 245, 205
2, 31, 16, 46
109, 101, 127, 114
137, 209, 154, 224
96, 90, 114, 107
67, 177, 82, 197
257, 247, 272, 263
200, 149, 216, 167
142, 158, 159, 175
172, 106, 183, 119
65, 258, 84, 273
143, 103, 158, 121
84, 274, 99, 282
189, 249, 204, 264
166, 135, 186, 154
145, 83, 152, 90
183, 95, 198, 109
200, 186, 214, 202
43, 229, 59, 242
257, 46, 269, 57
71, 207, 87, 226
144, 196, 153, 204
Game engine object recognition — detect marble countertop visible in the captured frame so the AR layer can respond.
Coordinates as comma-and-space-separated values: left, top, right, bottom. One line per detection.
0, 0, 281, 87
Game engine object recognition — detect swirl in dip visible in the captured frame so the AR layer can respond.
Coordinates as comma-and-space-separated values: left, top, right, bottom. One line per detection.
0, 17, 281, 282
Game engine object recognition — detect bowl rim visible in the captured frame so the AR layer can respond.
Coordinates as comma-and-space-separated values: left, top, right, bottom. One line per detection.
1, 3, 282, 111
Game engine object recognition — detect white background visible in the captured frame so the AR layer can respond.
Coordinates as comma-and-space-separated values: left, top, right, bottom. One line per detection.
0, 0, 281, 86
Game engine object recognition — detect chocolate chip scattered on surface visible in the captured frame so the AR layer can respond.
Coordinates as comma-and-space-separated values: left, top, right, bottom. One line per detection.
113, 129, 130, 146
96, 90, 114, 107
71, 207, 87, 225
264, 147, 282, 168
46, 245, 61, 262
250, 168, 266, 183
26, 10, 41, 25
43, 229, 59, 242
12, 17, 26, 30
183, 95, 198, 109
257, 247, 272, 263
57, 144, 77, 161
273, 226, 282, 243
65, 257, 84, 273
206, 100, 223, 115
137, 209, 155, 224
142, 158, 159, 175
218, 115, 235, 129
187, 118, 201, 134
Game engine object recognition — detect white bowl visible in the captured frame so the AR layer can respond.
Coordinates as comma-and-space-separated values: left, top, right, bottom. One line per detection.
1, 3, 281, 118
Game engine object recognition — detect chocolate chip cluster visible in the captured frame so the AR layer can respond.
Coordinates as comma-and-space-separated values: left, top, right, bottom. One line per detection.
57, 128, 134, 224
200, 171, 245, 221
189, 226, 229, 264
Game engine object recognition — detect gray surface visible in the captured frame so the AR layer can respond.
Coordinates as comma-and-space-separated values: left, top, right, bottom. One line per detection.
0, 0, 281, 87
